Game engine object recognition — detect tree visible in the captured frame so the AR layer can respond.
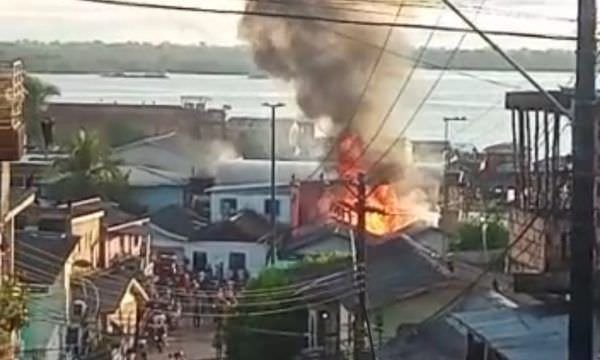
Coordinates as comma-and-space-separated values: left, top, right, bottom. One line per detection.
23, 76, 60, 145
0, 278, 28, 358
225, 268, 308, 360
48, 129, 130, 202
452, 219, 509, 251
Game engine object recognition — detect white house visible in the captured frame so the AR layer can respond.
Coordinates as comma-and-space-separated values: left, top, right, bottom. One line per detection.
151, 210, 274, 277
207, 159, 326, 223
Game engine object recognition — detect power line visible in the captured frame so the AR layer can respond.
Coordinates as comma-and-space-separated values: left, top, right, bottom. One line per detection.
303, 1, 408, 180
79, 0, 579, 41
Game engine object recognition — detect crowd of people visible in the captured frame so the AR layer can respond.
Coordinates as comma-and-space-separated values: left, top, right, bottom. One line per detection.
139, 254, 249, 356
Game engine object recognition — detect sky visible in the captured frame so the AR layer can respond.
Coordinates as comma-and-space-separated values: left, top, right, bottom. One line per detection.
0, 0, 578, 49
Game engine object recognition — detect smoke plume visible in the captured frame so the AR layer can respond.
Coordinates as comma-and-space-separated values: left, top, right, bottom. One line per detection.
238, 0, 411, 146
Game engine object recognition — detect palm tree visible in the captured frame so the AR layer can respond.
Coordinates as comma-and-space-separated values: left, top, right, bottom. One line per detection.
50, 130, 129, 201
24, 75, 60, 145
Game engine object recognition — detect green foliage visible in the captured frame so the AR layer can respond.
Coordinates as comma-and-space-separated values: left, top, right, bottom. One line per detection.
23, 75, 60, 145
452, 220, 509, 251
47, 130, 131, 203
225, 267, 308, 360
0, 41, 581, 73
3, 41, 257, 74
0, 278, 28, 345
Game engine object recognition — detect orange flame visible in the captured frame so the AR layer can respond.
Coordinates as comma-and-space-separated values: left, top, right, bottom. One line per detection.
333, 133, 416, 235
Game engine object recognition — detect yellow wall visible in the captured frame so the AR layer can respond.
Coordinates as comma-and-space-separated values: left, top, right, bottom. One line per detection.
70, 214, 102, 266
107, 284, 139, 335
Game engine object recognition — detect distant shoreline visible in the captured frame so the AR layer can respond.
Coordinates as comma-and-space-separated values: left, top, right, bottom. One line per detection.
31, 68, 576, 75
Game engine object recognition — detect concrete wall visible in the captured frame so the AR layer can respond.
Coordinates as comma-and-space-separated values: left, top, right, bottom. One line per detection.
70, 214, 103, 266
48, 103, 226, 143
210, 190, 291, 223
507, 209, 570, 274
104, 232, 146, 268
151, 235, 268, 277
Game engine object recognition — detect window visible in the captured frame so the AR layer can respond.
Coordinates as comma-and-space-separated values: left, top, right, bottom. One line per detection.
220, 198, 238, 218
193, 251, 207, 272
264, 199, 281, 217
229, 252, 246, 270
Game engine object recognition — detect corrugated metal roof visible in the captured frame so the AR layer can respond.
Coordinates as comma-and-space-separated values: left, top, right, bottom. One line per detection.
451, 306, 568, 360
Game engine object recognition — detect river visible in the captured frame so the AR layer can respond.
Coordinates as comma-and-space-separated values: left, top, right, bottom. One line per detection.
36, 70, 574, 150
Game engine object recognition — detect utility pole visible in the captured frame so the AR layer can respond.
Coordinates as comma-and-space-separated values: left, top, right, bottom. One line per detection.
441, 116, 467, 256
262, 102, 285, 266
353, 173, 367, 359
570, 0, 596, 358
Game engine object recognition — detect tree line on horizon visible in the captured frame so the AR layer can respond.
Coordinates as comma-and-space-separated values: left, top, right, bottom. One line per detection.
0, 40, 576, 73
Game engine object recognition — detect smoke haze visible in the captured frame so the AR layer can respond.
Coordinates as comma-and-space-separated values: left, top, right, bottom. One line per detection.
238, 0, 413, 158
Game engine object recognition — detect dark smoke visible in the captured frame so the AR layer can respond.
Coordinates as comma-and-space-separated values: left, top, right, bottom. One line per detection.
238, 0, 387, 127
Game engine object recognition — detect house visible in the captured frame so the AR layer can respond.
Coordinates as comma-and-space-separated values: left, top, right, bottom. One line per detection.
17, 198, 152, 359
1, 186, 36, 276
283, 226, 460, 358
120, 164, 189, 213
16, 230, 80, 360
81, 200, 151, 269
71, 260, 149, 357
149, 204, 208, 264
151, 209, 277, 277
207, 159, 325, 223
450, 304, 583, 360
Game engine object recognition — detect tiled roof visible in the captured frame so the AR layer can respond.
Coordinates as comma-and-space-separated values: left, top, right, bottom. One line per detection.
295, 235, 450, 311
150, 204, 207, 238
190, 210, 285, 243
74, 259, 147, 314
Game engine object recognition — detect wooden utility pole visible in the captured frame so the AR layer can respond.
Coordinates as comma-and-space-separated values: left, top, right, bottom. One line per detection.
353, 173, 366, 359
569, 0, 596, 359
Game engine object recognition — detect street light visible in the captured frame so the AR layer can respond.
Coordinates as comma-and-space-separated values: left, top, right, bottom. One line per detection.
262, 102, 285, 266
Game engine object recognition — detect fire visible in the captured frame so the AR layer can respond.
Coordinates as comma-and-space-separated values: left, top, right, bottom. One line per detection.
333, 133, 417, 235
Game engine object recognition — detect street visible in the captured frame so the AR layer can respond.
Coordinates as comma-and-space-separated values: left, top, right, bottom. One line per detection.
148, 319, 216, 360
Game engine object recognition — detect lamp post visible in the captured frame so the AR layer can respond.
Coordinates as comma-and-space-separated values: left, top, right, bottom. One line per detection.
262, 102, 285, 266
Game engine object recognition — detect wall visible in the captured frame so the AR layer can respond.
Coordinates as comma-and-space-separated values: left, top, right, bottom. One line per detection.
507, 208, 569, 274
150, 233, 268, 277
107, 285, 138, 336
104, 232, 147, 268
21, 255, 72, 360
48, 103, 225, 143
70, 214, 103, 266
131, 186, 184, 213
209, 189, 291, 223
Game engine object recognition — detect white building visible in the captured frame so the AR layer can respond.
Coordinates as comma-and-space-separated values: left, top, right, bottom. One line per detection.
207, 159, 326, 223
150, 210, 273, 277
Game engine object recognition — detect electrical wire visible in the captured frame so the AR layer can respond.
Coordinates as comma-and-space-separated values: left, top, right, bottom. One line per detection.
365, 0, 486, 174
302, 0, 408, 181
78, 0, 579, 41
338, 6, 447, 179
415, 210, 541, 327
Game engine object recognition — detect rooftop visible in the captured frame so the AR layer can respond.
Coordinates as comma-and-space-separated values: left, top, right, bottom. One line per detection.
451, 305, 569, 360
190, 210, 286, 243
15, 230, 79, 285
150, 204, 207, 238
74, 259, 148, 314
